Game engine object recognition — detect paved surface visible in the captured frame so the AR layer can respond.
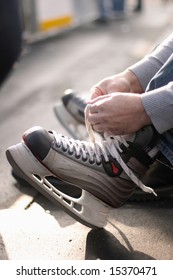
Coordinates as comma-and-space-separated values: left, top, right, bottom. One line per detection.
0, 0, 173, 260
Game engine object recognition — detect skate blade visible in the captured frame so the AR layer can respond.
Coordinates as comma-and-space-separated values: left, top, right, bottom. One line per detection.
54, 103, 88, 140
6, 142, 110, 228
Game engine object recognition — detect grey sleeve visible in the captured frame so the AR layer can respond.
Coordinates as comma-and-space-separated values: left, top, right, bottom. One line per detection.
141, 82, 173, 134
129, 32, 173, 90
128, 33, 173, 134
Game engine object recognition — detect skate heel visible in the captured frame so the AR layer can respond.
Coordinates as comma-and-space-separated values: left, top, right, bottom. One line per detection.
6, 142, 110, 228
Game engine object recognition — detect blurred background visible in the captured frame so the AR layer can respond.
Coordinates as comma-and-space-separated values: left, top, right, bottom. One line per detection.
1, 0, 172, 137
18, 0, 171, 42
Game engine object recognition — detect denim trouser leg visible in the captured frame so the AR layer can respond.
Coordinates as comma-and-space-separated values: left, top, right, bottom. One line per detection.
146, 53, 173, 165
97, 0, 107, 19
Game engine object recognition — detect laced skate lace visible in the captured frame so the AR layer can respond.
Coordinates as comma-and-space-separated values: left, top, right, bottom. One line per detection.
52, 105, 157, 196
85, 104, 157, 196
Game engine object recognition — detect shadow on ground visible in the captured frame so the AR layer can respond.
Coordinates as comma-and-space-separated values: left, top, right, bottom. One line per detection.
85, 228, 155, 260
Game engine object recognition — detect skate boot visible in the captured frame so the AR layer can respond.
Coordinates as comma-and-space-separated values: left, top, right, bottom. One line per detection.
6, 122, 159, 228
54, 89, 169, 202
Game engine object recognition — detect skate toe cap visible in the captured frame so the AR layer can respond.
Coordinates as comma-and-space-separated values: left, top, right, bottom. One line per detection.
23, 126, 54, 160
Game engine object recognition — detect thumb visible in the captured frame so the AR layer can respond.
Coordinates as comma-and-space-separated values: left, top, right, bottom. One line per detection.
90, 86, 104, 100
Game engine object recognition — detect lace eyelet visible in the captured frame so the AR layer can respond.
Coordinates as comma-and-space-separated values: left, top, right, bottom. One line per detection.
82, 157, 87, 162
89, 160, 95, 164
68, 150, 73, 155
75, 154, 80, 159
55, 142, 61, 148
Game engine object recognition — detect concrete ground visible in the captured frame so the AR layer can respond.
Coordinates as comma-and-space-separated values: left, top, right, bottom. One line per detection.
0, 0, 173, 260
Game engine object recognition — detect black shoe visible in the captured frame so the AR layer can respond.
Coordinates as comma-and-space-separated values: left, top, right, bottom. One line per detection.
130, 153, 173, 201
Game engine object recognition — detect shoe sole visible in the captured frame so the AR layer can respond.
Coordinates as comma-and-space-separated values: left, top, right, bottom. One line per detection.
6, 142, 110, 228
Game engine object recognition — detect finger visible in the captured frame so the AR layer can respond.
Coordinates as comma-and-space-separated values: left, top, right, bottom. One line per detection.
88, 103, 99, 114
92, 123, 104, 133
87, 96, 109, 115
90, 86, 104, 100
87, 112, 101, 125
87, 94, 108, 105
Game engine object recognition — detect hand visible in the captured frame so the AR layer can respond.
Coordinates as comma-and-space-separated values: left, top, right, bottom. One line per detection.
90, 70, 143, 100
87, 92, 151, 135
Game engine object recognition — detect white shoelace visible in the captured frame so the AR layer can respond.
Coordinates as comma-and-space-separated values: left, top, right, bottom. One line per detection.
52, 105, 156, 196
84, 104, 157, 196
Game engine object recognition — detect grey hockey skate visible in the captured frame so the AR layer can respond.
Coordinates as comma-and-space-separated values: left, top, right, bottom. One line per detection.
6, 124, 159, 228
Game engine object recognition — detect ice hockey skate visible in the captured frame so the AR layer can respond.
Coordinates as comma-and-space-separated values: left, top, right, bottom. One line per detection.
6, 113, 159, 228
54, 89, 172, 202
54, 89, 88, 140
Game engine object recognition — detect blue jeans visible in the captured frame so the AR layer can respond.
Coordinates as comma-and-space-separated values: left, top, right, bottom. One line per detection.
146, 53, 173, 166
97, 0, 125, 19
112, 0, 125, 12
96, 0, 107, 19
